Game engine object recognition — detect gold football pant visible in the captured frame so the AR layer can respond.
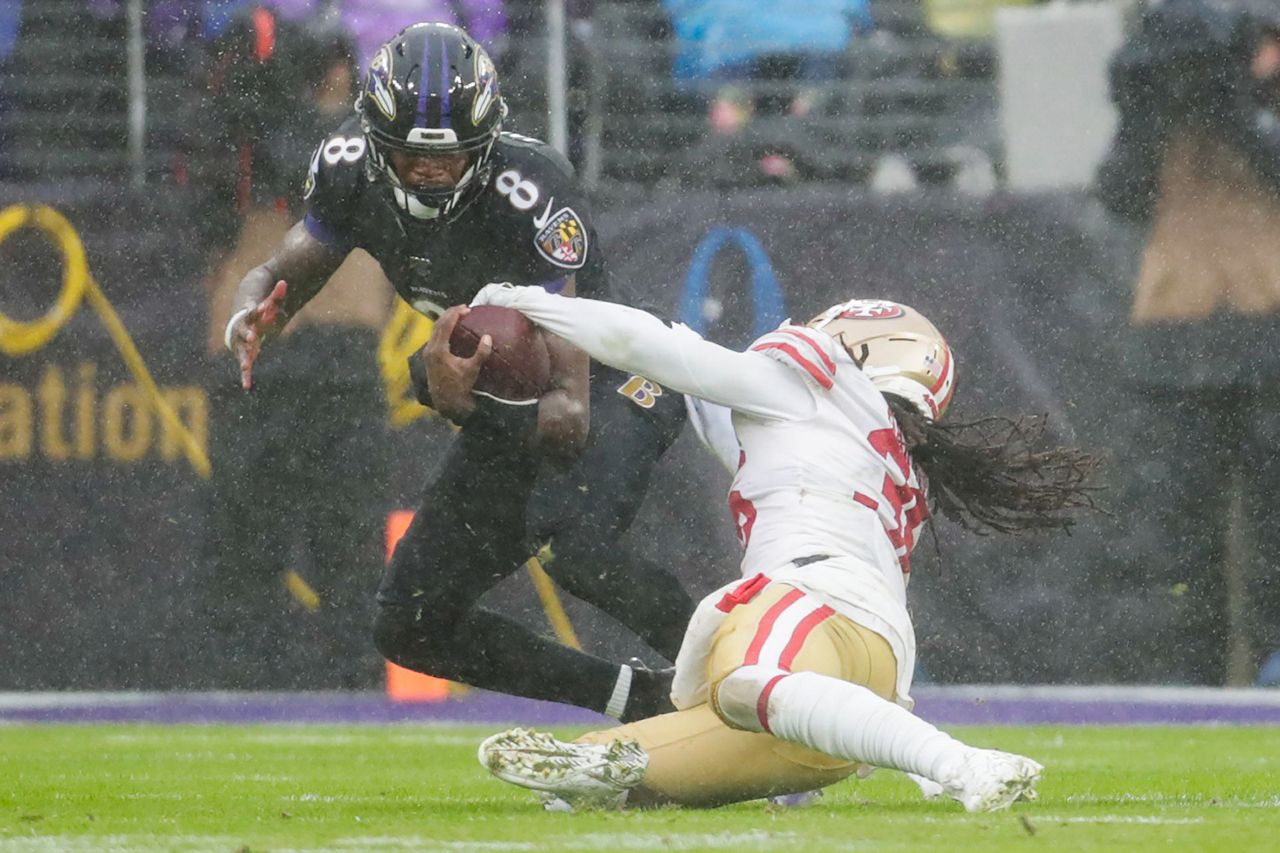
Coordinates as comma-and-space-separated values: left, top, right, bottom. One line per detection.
578, 581, 898, 807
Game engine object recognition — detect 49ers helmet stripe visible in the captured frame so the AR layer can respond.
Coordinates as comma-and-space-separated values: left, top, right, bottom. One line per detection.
930, 343, 955, 413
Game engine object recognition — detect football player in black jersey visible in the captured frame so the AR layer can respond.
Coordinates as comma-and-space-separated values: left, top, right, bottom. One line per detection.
224, 22, 691, 720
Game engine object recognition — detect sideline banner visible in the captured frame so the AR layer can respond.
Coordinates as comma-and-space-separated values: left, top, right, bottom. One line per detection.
0, 187, 1156, 688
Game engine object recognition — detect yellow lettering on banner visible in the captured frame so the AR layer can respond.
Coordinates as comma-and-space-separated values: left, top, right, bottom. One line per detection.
0, 384, 32, 458
103, 384, 151, 461
158, 388, 207, 462
0, 362, 210, 465
37, 365, 71, 460
0, 205, 211, 477
75, 361, 96, 459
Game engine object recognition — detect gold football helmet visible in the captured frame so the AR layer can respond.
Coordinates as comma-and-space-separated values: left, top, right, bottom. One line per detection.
806, 299, 955, 419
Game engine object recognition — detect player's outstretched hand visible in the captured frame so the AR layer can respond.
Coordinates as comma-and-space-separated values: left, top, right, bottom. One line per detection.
424, 305, 493, 423
226, 280, 288, 391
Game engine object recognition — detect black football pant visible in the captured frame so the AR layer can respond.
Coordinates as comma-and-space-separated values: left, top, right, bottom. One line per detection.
374, 367, 694, 715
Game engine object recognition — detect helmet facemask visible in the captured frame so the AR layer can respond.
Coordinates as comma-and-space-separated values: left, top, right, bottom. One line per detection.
362, 122, 501, 221
357, 24, 505, 224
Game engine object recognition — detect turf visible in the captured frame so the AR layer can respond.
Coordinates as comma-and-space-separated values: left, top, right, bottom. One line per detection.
1, 724, 1277, 852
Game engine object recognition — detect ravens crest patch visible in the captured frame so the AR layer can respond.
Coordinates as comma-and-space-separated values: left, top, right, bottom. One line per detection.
534, 208, 588, 269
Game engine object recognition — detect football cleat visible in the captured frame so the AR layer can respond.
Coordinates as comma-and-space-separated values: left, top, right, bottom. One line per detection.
940, 749, 1042, 813
478, 727, 648, 809
539, 794, 576, 813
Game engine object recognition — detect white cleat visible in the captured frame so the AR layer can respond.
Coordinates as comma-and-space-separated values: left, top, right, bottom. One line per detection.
478, 727, 648, 809
941, 749, 1043, 813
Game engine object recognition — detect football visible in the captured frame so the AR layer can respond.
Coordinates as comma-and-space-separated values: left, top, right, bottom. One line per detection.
449, 305, 551, 404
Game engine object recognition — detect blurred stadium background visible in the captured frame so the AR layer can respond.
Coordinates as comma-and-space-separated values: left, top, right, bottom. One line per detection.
2, 0, 1279, 708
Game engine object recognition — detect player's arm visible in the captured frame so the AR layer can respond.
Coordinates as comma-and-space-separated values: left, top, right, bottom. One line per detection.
534, 273, 590, 458
474, 284, 812, 420
225, 221, 347, 389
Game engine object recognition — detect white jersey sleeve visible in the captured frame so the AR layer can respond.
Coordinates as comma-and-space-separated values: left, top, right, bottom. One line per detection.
472, 283, 813, 420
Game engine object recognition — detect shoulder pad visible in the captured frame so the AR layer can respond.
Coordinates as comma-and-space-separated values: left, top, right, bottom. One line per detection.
488, 138, 592, 271
749, 325, 840, 390
303, 127, 368, 204
301, 121, 368, 249
497, 131, 576, 177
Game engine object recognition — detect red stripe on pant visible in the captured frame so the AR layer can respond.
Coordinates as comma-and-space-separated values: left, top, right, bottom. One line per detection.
778, 604, 835, 670
743, 588, 807, 665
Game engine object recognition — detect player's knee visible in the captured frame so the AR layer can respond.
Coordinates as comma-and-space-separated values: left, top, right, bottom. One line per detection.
711, 664, 788, 734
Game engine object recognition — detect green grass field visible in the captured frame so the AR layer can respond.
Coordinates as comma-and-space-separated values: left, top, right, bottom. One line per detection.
1, 724, 1277, 852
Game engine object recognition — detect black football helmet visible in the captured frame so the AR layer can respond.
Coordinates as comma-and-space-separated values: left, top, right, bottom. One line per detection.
358, 22, 505, 222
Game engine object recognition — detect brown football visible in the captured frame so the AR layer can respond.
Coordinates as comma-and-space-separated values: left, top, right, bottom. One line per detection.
449, 305, 551, 404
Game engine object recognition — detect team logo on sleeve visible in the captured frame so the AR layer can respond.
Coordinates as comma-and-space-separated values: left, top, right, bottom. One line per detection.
367, 47, 396, 120
534, 207, 588, 269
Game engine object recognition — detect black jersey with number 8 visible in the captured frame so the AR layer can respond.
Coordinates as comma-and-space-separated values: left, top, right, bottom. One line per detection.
302, 116, 608, 318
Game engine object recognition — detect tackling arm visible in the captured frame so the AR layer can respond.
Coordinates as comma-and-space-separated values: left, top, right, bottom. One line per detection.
474, 284, 811, 420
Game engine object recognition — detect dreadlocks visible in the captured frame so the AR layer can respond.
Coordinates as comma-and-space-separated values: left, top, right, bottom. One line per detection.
883, 393, 1102, 536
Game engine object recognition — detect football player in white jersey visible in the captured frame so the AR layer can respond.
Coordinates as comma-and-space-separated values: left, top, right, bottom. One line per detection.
471, 284, 1098, 812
